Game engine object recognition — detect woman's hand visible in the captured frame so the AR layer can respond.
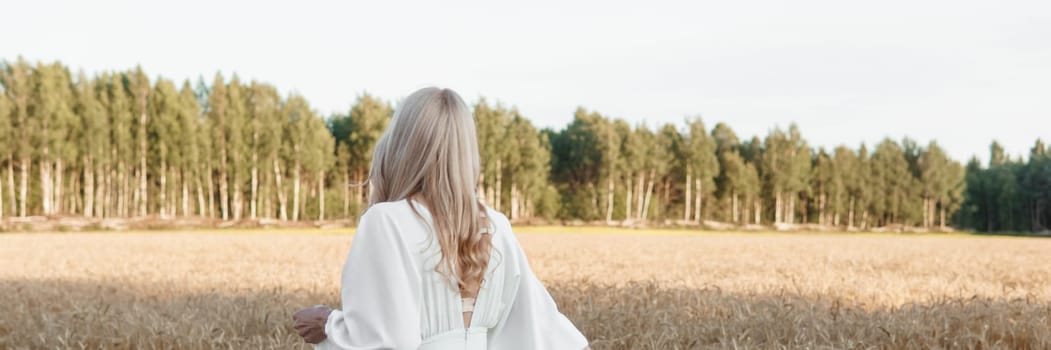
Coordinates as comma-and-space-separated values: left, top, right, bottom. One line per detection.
292, 305, 334, 344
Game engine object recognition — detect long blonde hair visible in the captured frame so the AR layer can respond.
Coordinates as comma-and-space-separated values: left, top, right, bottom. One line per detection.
367, 87, 490, 292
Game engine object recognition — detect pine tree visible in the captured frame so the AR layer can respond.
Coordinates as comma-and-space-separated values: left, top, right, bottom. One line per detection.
30, 62, 76, 216
147, 78, 180, 218
711, 122, 740, 222
918, 141, 951, 228
207, 73, 231, 220
225, 76, 249, 220
283, 94, 312, 221
0, 79, 10, 218
127, 67, 150, 217
760, 128, 789, 224
176, 81, 203, 217
548, 108, 606, 220
248, 82, 281, 219
810, 148, 834, 225
718, 151, 751, 223
871, 139, 912, 226
783, 124, 811, 225
685, 117, 718, 223
655, 123, 683, 220
7, 59, 29, 217
831, 146, 858, 227
74, 72, 107, 217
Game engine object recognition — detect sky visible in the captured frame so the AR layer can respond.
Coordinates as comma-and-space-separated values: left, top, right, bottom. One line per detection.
3, 0, 1049, 163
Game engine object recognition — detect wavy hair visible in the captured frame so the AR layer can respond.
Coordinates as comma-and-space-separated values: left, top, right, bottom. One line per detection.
367, 87, 490, 292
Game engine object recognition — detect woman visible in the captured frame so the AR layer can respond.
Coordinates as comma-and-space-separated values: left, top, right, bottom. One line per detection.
292, 87, 590, 350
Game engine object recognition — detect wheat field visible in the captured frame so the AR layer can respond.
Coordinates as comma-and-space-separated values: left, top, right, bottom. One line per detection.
1, 229, 1049, 349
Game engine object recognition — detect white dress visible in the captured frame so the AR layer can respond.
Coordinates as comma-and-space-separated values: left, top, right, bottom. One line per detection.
316, 198, 588, 350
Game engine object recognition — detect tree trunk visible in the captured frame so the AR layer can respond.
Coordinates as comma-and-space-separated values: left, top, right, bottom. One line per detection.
55, 159, 63, 215
343, 169, 350, 218
921, 197, 928, 228
741, 196, 748, 224
195, 173, 206, 217
732, 191, 738, 224
634, 171, 645, 220
181, 169, 189, 217
6, 154, 15, 216
160, 156, 168, 218
106, 152, 116, 217
19, 157, 28, 217
512, 183, 520, 220
84, 156, 94, 217
625, 173, 633, 222
132, 166, 140, 216
818, 193, 826, 226
251, 162, 258, 219
139, 92, 148, 217
524, 196, 533, 219
847, 197, 855, 228
641, 170, 656, 221
774, 192, 782, 224
662, 179, 671, 220
754, 198, 761, 224
100, 161, 110, 218
262, 176, 271, 219
121, 163, 129, 217
930, 198, 937, 229
219, 150, 229, 220
605, 175, 614, 223
68, 174, 78, 214
693, 178, 702, 223
318, 170, 325, 221
292, 161, 301, 221
206, 166, 216, 218
354, 170, 363, 214
939, 203, 946, 229
233, 182, 242, 220
801, 196, 809, 224
684, 168, 691, 222
0, 161, 3, 218
251, 125, 259, 219
40, 154, 51, 215
275, 159, 288, 221
495, 159, 502, 212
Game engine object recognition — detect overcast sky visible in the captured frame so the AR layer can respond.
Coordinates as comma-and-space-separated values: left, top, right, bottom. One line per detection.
3, 0, 1049, 163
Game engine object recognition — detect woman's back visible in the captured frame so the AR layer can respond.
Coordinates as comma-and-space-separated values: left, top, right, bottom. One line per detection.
384, 198, 508, 348
315, 198, 588, 350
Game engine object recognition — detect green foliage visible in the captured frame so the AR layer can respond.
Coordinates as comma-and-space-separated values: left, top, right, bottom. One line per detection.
0, 57, 1044, 232
957, 140, 1050, 232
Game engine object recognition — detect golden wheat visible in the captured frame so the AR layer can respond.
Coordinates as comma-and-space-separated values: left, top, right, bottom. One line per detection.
1, 230, 1049, 349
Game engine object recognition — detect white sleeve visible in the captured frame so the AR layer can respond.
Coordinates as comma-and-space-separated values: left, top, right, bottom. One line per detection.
488, 225, 589, 350
316, 207, 422, 350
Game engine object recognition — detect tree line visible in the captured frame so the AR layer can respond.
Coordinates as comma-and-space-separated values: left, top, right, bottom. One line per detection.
0, 58, 333, 222
0, 58, 1047, 232
958, 142, 1051, 232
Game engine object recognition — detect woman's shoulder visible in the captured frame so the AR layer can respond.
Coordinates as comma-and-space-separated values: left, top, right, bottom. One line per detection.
483, 205, 512, 233
361, 199, 418, 219
361, 199, 514, 239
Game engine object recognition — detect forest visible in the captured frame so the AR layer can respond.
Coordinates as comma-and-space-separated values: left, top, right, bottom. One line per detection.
0, 58, 1048, 233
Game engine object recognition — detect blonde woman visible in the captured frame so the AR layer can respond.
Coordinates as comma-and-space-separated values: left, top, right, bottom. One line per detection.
292, 87, 590, 350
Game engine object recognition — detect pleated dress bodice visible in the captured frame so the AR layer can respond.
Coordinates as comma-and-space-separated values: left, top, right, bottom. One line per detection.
409, 201, 508, 349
